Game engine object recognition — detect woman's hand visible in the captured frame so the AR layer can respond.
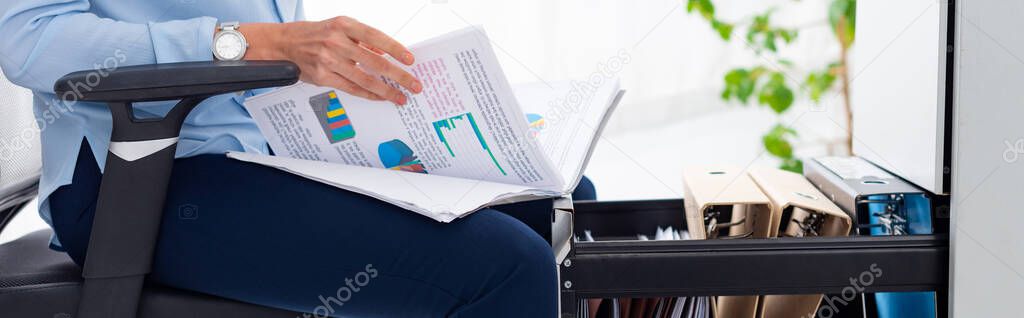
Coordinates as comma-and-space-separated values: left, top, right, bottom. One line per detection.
241, 17, 422, 105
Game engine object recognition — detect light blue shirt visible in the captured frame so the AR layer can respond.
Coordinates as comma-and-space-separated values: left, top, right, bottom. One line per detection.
0, 0, 304, 247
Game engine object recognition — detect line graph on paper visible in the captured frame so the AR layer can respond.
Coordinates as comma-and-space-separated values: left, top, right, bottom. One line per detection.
432, 112, 507, 176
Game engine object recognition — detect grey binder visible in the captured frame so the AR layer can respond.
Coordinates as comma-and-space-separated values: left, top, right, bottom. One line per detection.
803, 156, 931, 235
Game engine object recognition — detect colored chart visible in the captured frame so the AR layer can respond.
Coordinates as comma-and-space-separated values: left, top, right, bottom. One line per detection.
526, 113, 545, 137
432, 113, 507, 175
310, 91, 356, 143
378, 139, 428, 174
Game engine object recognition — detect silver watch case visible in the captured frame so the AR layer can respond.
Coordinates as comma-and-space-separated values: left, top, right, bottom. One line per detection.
213, 22, 248, 61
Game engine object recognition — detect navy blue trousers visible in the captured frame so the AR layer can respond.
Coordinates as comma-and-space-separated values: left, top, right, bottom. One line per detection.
49, 142, 596, 317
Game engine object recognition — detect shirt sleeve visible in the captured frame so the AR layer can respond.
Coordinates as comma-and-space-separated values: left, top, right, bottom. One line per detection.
294, 0, 307, 21
0, 0, 217, 93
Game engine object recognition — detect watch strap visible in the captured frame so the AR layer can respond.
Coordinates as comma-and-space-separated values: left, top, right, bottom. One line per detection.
219, 21, 240, 32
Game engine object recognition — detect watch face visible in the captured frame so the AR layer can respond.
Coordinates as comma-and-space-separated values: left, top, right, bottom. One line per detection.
215, 32, 245, 60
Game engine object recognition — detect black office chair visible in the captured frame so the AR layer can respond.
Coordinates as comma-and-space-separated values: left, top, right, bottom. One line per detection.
0, 61, 576, 317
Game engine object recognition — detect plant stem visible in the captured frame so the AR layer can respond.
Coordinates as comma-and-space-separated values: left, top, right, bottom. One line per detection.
838, 16, 854, 155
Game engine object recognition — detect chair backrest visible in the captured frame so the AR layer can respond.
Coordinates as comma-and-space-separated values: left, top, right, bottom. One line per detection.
0, 68, 41, 211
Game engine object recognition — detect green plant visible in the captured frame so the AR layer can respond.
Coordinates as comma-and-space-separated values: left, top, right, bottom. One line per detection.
687, 0, 856, 173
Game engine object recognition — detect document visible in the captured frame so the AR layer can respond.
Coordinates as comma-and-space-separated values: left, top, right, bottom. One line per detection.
579, 226, 709, 318
230, 26, 623, 222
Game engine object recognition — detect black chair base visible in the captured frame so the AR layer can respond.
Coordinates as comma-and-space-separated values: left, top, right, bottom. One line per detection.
0, 230, 303, 318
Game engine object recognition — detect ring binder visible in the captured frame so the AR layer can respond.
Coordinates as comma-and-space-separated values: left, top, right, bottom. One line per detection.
682, 166, 774, 241
747, 167, 853, 318
803, 157, 930, 234
803, 157, 937, 318
682, 166, 774, 318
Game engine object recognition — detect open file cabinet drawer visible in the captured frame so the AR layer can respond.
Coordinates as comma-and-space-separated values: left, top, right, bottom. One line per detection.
558, 199, 949, 318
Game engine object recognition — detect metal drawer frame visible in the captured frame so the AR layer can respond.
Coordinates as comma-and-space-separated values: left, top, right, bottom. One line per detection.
557, 199, 949, 318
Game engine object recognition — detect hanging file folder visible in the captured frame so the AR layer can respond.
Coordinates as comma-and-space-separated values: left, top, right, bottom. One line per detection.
804, 157, 936, 318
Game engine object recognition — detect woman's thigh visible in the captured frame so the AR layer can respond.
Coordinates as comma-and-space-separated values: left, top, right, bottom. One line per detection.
51, 151, 558, 317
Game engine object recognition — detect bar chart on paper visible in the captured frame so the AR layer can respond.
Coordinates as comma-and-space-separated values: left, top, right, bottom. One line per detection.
432, 112, 507, 176
310, 91, 356, 143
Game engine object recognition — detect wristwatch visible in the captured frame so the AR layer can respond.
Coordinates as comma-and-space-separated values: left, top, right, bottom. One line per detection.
213, 22, 248, 61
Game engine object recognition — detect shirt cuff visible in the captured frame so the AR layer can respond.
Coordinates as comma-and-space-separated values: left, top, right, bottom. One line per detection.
148, 16, 218, 63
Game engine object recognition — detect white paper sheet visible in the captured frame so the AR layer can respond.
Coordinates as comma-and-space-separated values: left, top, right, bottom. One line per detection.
243, 26, 562, 189
228, 152, 558, 222
515, 79, 622, 193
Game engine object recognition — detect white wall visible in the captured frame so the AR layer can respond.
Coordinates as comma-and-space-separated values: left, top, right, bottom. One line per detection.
951, 0, 1024, 315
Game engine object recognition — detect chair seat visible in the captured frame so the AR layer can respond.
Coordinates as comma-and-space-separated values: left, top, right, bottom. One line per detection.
0, 230, 303, 317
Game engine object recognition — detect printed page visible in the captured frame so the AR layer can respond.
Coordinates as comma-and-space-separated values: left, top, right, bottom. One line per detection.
515, 79, 623, 193
228, 152, 558, 222
243, 26, 563, 189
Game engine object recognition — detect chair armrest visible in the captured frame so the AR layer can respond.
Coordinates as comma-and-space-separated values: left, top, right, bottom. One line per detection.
54, 60, 299, 318
54, 61, 299, 102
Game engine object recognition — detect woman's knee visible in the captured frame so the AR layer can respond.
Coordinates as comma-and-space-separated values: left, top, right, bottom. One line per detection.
465, 209, 556, 283
445, 209, 557, 316
572, 176, 597, 201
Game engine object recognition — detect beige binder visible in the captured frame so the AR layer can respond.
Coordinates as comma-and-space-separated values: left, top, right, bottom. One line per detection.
682, 166, 773, 318
747, 167, 853, 318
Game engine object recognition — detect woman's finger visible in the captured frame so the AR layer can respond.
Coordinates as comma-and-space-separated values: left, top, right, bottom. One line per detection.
359, 42, 385, 55
317, 70, 385, 102
338, 18, 415, 65
345, 43, 422, 94
335, 61, 407, 105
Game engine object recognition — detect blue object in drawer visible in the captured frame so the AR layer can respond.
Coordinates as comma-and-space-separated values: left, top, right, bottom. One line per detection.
867, 193, 936, 318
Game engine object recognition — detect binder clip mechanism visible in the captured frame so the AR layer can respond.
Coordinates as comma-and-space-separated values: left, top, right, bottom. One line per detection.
703, 206, 754, 239
781, 207, 826, 238
787, 212, 825, 237
857, 194, 909, 235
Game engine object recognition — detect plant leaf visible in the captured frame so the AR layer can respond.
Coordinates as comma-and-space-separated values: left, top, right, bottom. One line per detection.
737, 76, 755, 103
780, 29, 797, 43
758, 73, 794, 113
723, 68, 759, 104
763, 32, 777, 52
780, 158, 803, 173
764, 124, 799, 165
687, 0, 716, 20
711, 19, 734, 40
805, 68, 837, 102
829, 0, 856, 47
763, 130, 793, 159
